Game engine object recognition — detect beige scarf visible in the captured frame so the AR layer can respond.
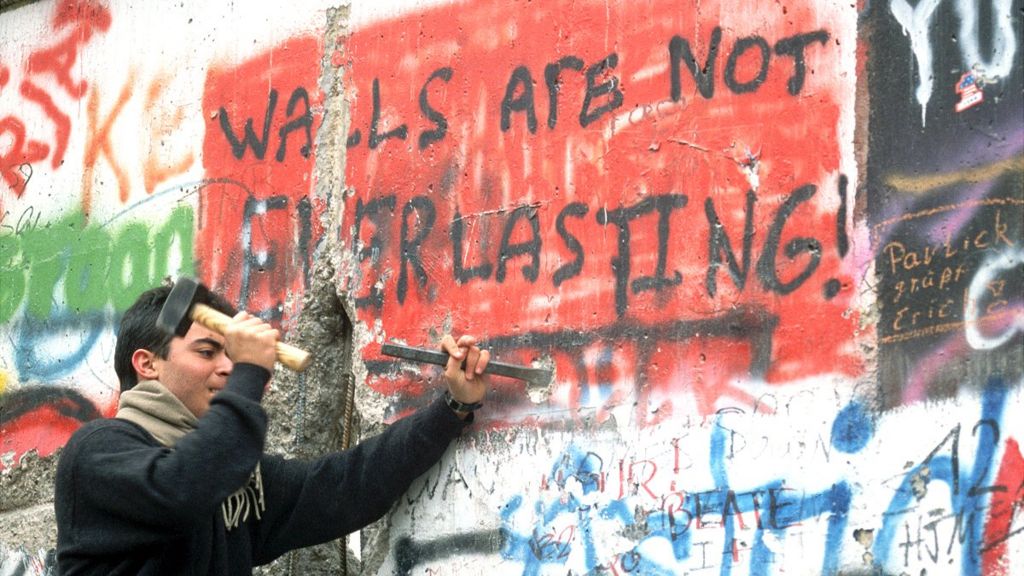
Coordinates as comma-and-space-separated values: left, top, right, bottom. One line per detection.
116, 380, 265, 530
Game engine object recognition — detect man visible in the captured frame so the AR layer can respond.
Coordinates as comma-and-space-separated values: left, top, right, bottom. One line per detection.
54, 284, 489, 575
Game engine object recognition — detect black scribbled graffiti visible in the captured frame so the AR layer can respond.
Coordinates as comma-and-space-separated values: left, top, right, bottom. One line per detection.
394, 530, 505, 575
0, 386, 101, 428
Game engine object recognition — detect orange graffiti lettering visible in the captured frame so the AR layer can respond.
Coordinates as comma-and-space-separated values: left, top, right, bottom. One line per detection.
143, 76, 194, 193
82, 74, 135, 213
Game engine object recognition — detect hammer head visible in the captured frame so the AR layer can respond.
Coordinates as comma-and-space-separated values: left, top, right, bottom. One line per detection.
156, 277, 210, 338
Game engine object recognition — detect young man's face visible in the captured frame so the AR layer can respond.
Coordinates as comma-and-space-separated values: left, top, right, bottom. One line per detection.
151, 322, 233, 418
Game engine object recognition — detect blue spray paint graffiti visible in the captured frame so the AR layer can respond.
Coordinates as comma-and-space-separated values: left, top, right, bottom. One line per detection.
3, 186, 195, 382
499, 402, 863, 575
712, 422, 852, 575
500, 451, 635, 574
831, 400, 874, 454
873, 376, 1009, 575
13, 311, 107, 382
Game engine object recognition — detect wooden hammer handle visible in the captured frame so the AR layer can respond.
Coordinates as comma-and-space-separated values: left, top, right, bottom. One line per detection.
192, 303, 312, 372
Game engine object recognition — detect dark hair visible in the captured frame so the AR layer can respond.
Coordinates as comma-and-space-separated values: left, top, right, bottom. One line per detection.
114, 282, 236, 392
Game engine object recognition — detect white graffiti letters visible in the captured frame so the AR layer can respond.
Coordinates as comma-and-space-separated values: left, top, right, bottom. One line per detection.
964, 248, 1024, 350
890, 0, 1019, 124
890, 0, 943, 124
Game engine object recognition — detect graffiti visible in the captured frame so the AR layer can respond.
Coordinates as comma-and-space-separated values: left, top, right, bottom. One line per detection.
873, 377, 1019, 575
0, 191, 194, 397
361, 187, 861, 419
384, 380, 1020, 574
368, 307, 779, 421
343, 0, 859, 413
884, 157, 1024, 197
869, 0, 1022, 409
0, 0, 112, 198
199, 37, 325, 326
491, 410, 852, 574
0, 0, 193, 214
0, 386, 101, 470
193, 179, 319, 323
81, 73, 135, 209
347, 27, 832, 149
964, 248, 1024, 351
353, 178, 843, 317
394, 531, 505, 575
78, 70, 198, 212
876, 205, 1021, 344
216, 87, 314, 162
0, 1, 1019, 575
669, 28, 830, 99
0, 206, 43, 236
889, 0, 1019, 122
0, 205, 193, 324
982, 437, 1024, 575
0, 119, 45, 197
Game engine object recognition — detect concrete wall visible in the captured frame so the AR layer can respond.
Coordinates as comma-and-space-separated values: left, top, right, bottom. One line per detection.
1, 0, 1021, 574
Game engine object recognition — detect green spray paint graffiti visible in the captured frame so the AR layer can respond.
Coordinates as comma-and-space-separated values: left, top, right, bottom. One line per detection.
0, 205, 194, 324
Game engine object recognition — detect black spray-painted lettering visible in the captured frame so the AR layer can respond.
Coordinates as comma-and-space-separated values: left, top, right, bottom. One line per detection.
669, 27, 723, 101
353, 194, 397, 309
501, 65, 538, 134
597, 194, 687, 317
276, 87, 313, 161
835, 173, 849, 258
450, 209, 494, 283
553, 201, 589, 287
215, 86, 313, 162
774, 30, 830, 95
756, 184, 821, 295
496, 205, 542, 283
369, 78, 409, 149
398, 196, 436, 303
351, 177, 842, 312
219, 89, 277, 160
240, 195, 288, 313
724, 36, 771, 94
545, 56, 585, 129
580, 53, 624, 127
705, 190, 756, 297
418, 67, 453, 149
669, 28, 831, 100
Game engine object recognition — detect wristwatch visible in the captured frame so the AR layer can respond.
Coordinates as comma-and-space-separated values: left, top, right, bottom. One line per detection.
444, 390, 483, 413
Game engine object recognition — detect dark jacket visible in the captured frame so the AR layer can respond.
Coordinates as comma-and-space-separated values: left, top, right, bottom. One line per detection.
55, 363, 467, 575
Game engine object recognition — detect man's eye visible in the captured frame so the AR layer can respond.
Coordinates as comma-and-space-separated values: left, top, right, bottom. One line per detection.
197, 349, 216, 359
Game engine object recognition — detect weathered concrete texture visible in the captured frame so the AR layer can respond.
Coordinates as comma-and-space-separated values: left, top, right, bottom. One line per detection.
0, 504, 56, 553
0, 452, 56, 513
0, 452, 58, 556
261, 3, 361, 574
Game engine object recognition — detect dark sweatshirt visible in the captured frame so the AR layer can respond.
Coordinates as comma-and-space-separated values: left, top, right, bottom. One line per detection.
54, 363, 468, 575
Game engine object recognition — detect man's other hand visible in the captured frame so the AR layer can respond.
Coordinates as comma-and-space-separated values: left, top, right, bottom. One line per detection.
441, 334, 489, 414
224, 312, 279, 371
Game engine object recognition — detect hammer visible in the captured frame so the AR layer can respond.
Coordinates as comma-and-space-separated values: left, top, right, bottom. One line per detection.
157, 277, 312, 372
381, 342, 553, 388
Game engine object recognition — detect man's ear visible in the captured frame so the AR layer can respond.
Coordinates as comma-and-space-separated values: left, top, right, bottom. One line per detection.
131, 349, 160, 382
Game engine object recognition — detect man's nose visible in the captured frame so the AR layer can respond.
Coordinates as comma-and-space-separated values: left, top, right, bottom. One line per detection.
216, 353, 234, 375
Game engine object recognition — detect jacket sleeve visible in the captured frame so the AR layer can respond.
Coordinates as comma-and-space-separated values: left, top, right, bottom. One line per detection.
56, 363, 271, 547
252, 395, 468, 563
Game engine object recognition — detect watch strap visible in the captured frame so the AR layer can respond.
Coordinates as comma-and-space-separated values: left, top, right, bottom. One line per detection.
444, 390, 483, 413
